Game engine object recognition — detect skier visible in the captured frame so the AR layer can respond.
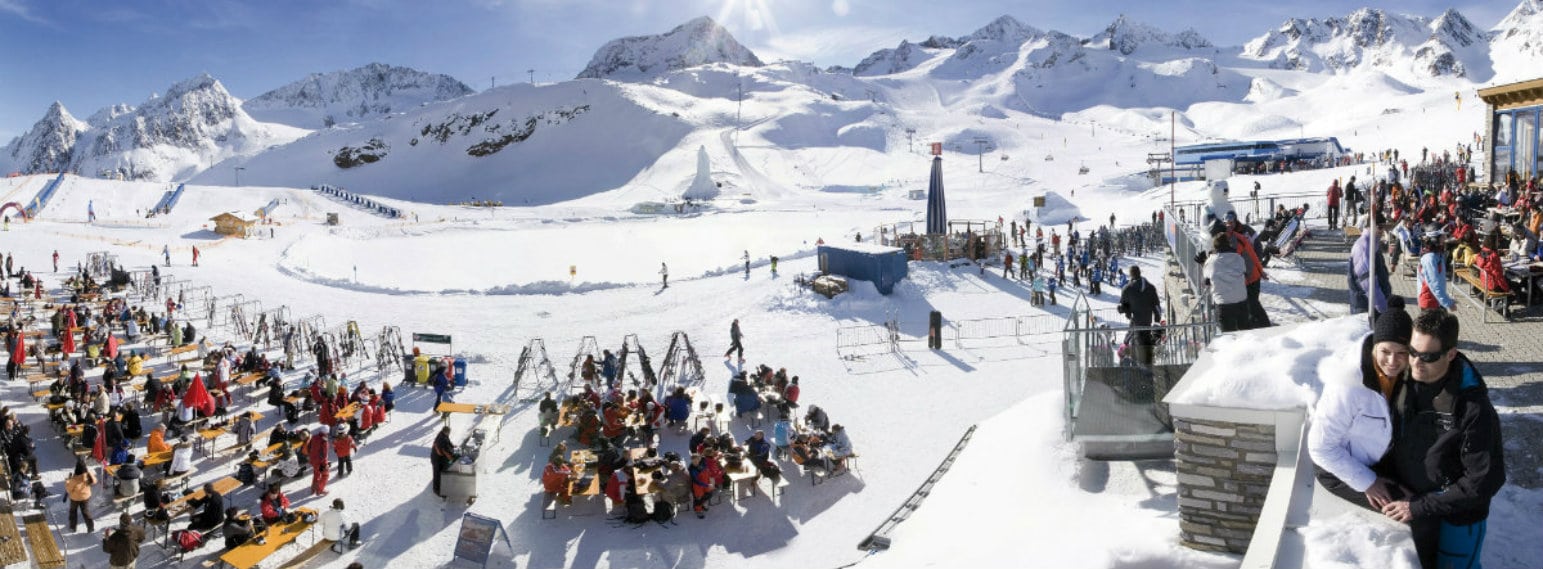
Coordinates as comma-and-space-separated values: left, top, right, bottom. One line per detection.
724, 319, 744, 362
660, 263, 669, 289
52, 250, 58, 273
88, 200, 96, 222
770, 256, 778, 275
742, 250, 750, 277
191, 246, 200, 267
162, 245, 171, 267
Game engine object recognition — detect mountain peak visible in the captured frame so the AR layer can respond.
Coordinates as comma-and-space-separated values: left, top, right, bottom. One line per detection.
1088, 14, 1211, 55
966, 15, 1039, 43
3, 101, 86, 174
576, 16, 763, 80
244, 63, 474, 129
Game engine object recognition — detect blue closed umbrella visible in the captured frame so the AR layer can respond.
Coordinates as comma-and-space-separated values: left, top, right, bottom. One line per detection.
926, 156, 947, 234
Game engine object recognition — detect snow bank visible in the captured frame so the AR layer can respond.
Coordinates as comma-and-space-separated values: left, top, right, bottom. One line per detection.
1166, 316, 1370, 410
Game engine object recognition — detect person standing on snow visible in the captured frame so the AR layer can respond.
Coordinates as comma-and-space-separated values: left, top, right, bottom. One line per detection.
724, 319, 744, 362
162, 246, 171, 267
52, 250, 58, 273
192, 246, 200, 267
742, 251, 750, 277
1117, 266, 1162, 366
88, 200, 96, 222
660, 263, 669, 289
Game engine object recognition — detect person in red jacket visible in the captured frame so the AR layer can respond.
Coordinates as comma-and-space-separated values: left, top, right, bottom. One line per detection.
259, 483, 291, 524
601, 403, 626, 442
1473, 244, 1511, 294
784, 377, 801, 406
689, 454, 715, 518
542, 459, 572, 505
306, 431, 330, 497
333, 430, 356, 478
1326, 179, 1343, 229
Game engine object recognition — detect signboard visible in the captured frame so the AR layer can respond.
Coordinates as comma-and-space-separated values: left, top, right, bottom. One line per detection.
451, 513, 511, 568
413, 333, 452, 344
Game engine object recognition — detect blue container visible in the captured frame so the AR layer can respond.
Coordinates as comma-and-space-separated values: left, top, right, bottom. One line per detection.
816, 243, 909, 295
454, 357, 468, 387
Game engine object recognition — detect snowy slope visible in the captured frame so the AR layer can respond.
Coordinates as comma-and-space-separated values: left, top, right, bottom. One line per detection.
243, 62, 476, 129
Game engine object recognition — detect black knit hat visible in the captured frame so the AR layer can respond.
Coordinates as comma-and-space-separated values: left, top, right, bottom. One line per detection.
1372, 299, 1413, 346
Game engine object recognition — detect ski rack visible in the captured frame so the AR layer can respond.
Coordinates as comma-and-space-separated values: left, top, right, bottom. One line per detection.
655, 331, 706, 399
566, 336, 601, 393
375, 326, 406, 374
127, 269, 155, 295
86, 251, 116, 279
616, 334, 657, 390
210, 294, 244, 328
322, 321, 373, 374
283, 314, 327, 370
176, 285, 213, 320
252, 306, 292, 349
229, 299, 264, 340
513, 338, 559, 401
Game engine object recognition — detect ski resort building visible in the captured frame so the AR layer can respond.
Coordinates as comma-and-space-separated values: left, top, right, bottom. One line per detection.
1161, 138, 1347, 183
210, 212, 258, 238
1479, 76, 1543, 182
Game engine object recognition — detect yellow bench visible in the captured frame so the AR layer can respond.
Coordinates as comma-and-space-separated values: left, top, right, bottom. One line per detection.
219, 507, 318, 569
276, 538, 337, 569
0, 505, 28, 567
21, 512, 63, 569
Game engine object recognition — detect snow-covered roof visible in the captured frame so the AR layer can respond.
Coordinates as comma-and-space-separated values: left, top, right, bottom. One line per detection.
1164, 317, 1369, 410
820, 242, 904, 255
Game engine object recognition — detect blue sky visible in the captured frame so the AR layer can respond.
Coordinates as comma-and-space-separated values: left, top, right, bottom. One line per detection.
0, 0, 1516, 141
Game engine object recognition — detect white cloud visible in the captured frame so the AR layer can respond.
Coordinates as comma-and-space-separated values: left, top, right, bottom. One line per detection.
752, 24, 915, 66
832, 0, 850, 17
0, 0, 46, 24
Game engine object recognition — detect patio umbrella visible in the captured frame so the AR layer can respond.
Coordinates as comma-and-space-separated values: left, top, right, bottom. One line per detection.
183, 374, 215, 417
61, 327, 75, 355
926, 156, 947, 234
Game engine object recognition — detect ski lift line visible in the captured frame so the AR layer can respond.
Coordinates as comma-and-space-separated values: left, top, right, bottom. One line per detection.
857, 424, 977, 552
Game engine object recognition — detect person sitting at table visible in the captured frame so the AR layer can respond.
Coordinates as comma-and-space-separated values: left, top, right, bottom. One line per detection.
143, 478, 172, 525
600, 402, 627, 444
115, 453, 143, 497
804, 405, 831, 433
321, 498, 362, 552
1474, 236, 1513, 294
746, 430, 780, 480
825, 424, 855, 472
538, 392, 559, 435
789, 435, 832, 476
234, 411, 256, 450
1417, 235, 1456, 311
120, 401, 143, 441
168, 437, 193, 477
663, 387, 692, 428
783, 377, 801, 407
542, 456, 573, 505
258, 483, 290, 525
605, 461, 631, 507
1511, 222, 1538, 261
187, 482, 226, 533
222, 507, 257, 549
731, 375, 762, 420
275, 444, 308, 481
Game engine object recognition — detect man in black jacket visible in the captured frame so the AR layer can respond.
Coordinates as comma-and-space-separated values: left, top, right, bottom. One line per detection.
431, 426, 457, 498
1383, 309, 1505, 569
187, 482, 226, 533
1118, 266, 1162, 366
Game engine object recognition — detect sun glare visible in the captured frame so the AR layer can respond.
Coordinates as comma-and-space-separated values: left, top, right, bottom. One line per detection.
717, 0, 780, 34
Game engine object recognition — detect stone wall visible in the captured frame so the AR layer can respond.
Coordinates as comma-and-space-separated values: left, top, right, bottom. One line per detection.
1484, 106, 1496, 183
1173, 417, 1277, 553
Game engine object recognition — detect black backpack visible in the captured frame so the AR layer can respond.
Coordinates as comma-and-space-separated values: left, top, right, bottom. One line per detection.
235, 463, 256, 486
624, 496, 650, 524
651, 500, 675, 524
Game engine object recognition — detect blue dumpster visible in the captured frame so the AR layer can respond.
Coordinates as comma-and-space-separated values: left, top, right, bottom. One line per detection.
454, 357, 468, 387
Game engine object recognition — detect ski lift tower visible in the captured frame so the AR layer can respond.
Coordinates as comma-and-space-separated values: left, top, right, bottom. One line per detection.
973, 137, 990, 173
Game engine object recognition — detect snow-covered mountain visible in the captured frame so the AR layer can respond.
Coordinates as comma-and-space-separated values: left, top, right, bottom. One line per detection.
1, 101, 86, 175
576, 16, 763, 80
1491, 0, 1543, 82
852, 40, 937, 77
1085, 15, 1213, 55
69, 73, 306, 181
1241, 8, 1491, 79
243, 62, 475, 129
85, 103, 134, 129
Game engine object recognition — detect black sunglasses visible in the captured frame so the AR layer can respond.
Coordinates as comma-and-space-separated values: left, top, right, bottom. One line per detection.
1408, 346, 1448, 363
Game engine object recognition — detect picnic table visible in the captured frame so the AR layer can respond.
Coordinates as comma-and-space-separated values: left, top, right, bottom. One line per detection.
723, 462, 759, 502
196, 412, 264, 456
217, 507, 318, 569
334, 402, 361, 422
568, 450, 602, 497
164, 476, 241, 520
435, 402, 510, 416
1505, 261, 1543, 308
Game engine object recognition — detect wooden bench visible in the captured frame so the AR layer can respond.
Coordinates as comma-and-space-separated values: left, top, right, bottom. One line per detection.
1455, 267, 1514, 322
276, 538, 337, 568
20, 512, 64, 569
218, 507, 318, 569
0, 505, 28, 567
167, 343, 200, 360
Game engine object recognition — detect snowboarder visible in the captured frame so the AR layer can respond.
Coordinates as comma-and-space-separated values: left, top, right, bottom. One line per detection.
724, 319, 744, 362
660, 263, 669, 288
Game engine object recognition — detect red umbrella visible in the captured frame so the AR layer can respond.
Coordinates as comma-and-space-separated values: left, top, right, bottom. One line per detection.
92, 418, 106, 463
9, 334, 24, 365
61, 327, 75, 355
183, 374, 215, 417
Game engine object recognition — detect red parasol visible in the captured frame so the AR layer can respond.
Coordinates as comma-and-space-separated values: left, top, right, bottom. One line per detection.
183, 374, 216, 417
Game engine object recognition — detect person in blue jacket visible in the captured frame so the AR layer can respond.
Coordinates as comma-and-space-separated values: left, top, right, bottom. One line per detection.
663, 387, 692, 427
600, 350, 618, 389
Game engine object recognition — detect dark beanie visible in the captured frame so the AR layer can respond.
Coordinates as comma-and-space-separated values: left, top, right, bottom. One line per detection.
1372, 304, 1413, 346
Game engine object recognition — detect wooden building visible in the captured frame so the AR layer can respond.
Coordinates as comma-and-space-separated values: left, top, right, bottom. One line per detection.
1479, 77, 1543, 183
210, 212, 257, 238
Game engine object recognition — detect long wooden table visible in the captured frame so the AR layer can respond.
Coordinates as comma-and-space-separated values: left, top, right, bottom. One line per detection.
218, 507, 318, 569
0, 504, 27, 566
165, 476, 242, 519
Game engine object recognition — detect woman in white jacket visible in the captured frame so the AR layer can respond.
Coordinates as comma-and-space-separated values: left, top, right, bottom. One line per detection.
1308, 300, 1412, 510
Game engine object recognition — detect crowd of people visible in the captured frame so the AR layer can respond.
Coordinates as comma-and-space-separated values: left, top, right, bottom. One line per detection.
538, 327, 856, 524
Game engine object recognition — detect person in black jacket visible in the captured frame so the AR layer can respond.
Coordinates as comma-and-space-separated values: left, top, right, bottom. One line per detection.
1383, 309, 1505, 569
1118, 266, 1162, 365
187, 482, 226, 532
430, 426, 456, 498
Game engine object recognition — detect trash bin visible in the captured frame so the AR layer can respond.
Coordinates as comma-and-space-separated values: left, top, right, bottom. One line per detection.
441, 429, 486, 505
928, 310, 943, 349
453, 357, 467, 388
